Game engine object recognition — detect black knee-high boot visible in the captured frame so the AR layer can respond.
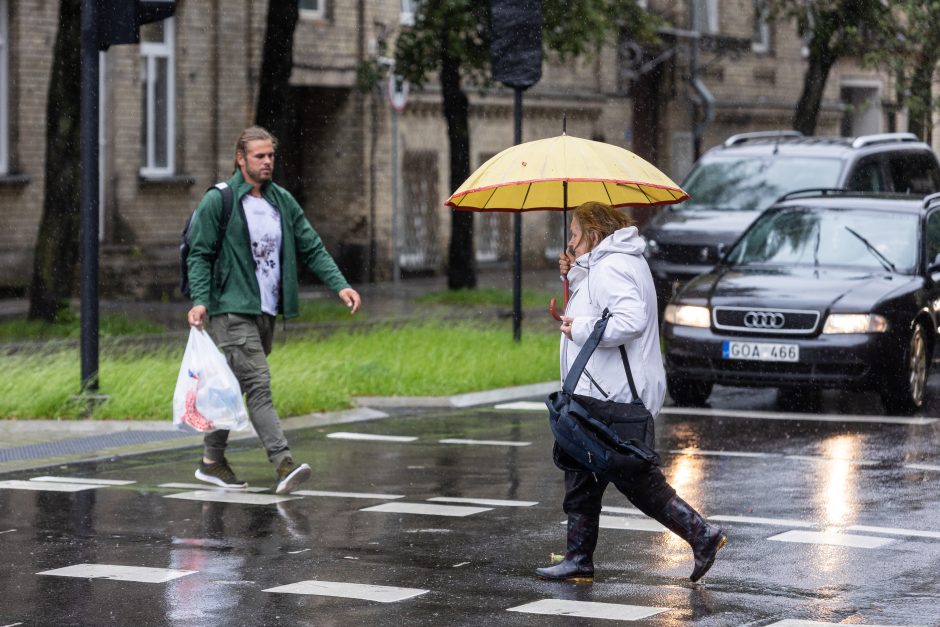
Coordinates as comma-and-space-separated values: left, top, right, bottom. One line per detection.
655, 496, 726, 582
535, 512, 599, 582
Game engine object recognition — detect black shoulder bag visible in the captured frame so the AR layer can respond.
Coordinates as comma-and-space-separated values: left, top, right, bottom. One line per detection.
546, 309, 660, 481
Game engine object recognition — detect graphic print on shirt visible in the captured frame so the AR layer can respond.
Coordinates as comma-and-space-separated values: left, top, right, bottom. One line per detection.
242, 195, 283, 315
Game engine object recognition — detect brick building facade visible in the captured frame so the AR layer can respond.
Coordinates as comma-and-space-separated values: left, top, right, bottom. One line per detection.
0, 1, 915, 299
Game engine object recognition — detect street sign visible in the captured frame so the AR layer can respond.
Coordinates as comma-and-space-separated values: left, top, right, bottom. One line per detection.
387, 74, 409, 113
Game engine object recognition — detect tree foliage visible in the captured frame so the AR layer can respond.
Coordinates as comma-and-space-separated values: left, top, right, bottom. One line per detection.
392, 0, 659, 288
890, 1, 940, 142
767, 0, 898, 135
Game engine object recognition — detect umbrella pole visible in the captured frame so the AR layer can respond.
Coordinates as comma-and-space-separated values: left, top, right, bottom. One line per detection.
550, 184, 570, 321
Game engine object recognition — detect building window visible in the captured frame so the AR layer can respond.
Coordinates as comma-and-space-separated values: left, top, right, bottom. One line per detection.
140, 17, 175, 177
400, 150, 441, 270
299, 0, 326, 20
400, 0, 416, 26
693, 0, 719, 34
0, 0, 9, 175
752, 0, 771, 54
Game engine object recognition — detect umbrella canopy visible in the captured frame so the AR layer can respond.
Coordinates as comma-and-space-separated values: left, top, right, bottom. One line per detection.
445, 134, 688, 212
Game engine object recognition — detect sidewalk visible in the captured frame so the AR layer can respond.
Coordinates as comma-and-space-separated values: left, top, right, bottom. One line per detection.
0, 268, 562, 475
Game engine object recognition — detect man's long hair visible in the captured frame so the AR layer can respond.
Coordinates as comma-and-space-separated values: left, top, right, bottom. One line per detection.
234, 126, 278, 169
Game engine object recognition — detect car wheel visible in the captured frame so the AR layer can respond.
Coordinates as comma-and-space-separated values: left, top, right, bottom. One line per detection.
881, 322, 929, 415
667, 376, 713, 407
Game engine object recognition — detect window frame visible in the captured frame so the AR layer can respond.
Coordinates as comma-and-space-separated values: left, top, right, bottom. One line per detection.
299, 0, 326, 20
694, 0, 719, 34
400, 0, 416, 26
752, 0, 771, 54
139, 17, 176, 178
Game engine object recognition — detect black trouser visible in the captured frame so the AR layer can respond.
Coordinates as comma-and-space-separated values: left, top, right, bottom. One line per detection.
562, 465, 677, 519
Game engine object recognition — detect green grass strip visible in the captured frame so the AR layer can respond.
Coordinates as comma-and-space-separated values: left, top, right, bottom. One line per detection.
0, 321, 558, 420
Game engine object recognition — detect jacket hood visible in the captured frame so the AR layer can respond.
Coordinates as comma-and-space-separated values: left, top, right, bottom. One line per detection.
569, 226, 645, 284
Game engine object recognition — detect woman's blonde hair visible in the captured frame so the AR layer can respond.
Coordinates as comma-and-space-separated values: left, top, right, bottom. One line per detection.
573, 201, 635, 250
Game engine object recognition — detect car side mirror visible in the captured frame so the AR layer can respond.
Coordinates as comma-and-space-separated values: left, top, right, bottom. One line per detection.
928, 253, 940, 275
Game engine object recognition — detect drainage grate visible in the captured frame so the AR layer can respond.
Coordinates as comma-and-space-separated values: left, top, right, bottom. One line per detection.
0, 430, 195, 462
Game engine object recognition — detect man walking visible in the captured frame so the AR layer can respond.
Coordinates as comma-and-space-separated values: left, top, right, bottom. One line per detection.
186, 126, 361, 494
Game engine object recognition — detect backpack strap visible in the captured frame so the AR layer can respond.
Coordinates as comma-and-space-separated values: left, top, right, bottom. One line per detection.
211, 182, 234, 255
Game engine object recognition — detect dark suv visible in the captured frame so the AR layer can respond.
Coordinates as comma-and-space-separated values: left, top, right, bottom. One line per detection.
642, 131, 940, 312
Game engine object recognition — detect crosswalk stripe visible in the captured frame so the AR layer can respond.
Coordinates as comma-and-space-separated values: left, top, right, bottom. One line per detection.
768, 530, 894, 549
595, 515, 667, 532
294, 490, 405, 500
507, 599, 670, 620
846, 524, 940, 540
428, 496, 538, 507
30, 476, 136, 486
38, 563, 196, 583
0, 480, 98, 492
264, 580, 428, 602
438, 438, 530, 446
327, 432, 417, 442
709, 515, 816, 528
765, 621, 910, 627
163, 490, 299, 505
360, 502, 492, 517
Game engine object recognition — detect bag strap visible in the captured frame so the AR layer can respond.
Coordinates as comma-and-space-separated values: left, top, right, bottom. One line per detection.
562, 309, 611, 395
211, 182, 234, 257
618, 345, 641, 401
562, 307, 645, 407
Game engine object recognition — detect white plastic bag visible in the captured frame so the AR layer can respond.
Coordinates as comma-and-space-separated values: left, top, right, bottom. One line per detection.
173, 327, 250, 433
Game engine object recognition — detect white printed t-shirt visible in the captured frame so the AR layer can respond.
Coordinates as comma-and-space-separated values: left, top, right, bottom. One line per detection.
242, 194, 282, 316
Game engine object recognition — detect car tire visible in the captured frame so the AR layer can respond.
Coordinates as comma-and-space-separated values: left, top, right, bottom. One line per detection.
667, 377, 713, 407
881, 322, 929, 415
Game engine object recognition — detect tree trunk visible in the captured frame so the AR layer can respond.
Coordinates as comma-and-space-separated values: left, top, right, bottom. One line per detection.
907, 38, 940, 143
28, 0, 81, 322
255, 1, 302, 196
792, 46, 837, 136
440, 29, 476, 290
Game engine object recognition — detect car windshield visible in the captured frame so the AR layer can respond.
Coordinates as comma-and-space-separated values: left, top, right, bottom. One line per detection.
679, 156, 844, 211
726, 206, 919, 274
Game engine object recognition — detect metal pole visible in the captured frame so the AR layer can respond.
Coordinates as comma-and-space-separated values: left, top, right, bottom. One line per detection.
512, 87, 523, 342
80, 0, 100, 392
391, 108, 401, 286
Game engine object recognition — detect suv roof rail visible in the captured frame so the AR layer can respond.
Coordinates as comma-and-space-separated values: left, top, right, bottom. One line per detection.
723, 130, 804, 148
851, 132, 919, 149
923, 192, 940, 210
776, 188, 847, 202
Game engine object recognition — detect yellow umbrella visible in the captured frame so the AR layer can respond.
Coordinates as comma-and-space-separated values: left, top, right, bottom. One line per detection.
445, 133, 688, 321
445, 134, 688, 212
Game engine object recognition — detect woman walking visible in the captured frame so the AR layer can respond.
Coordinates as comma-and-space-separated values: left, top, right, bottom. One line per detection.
536, 201, 726, 583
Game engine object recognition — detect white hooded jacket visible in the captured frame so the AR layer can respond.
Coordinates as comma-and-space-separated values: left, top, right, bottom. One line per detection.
559, 225, 666, 416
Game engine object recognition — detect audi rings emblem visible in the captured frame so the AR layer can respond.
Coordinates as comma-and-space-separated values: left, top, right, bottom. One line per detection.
743, 311, 786, 329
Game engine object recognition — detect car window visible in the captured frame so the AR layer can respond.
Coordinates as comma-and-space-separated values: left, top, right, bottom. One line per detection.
926, 211, 940, 268
727, 207, 919, 274
885, 151, 940, 194
845, 157, 886, 192
679, 156, 844, 212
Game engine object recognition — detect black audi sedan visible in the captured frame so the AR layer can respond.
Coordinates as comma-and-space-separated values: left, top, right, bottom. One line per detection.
662, 190, 940, 415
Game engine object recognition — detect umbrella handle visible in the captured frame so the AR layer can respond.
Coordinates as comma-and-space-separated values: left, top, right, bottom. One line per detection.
549, 278, 570, 321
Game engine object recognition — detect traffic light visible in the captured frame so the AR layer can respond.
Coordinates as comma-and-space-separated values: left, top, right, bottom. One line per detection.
97, 0, 175, 50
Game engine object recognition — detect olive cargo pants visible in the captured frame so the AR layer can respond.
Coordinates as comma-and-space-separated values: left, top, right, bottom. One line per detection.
203, 313, 291, 467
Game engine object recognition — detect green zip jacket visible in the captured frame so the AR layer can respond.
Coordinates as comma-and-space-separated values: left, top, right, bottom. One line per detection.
186, 170, 350, 319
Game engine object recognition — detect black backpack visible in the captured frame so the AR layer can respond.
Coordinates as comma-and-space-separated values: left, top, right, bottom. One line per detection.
179, 182, 235, 297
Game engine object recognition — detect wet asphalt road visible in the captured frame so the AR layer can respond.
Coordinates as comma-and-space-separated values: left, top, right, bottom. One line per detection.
2, 386, 940, 626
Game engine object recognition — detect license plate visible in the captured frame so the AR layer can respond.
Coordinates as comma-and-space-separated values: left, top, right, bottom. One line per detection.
722, 341, 799, 362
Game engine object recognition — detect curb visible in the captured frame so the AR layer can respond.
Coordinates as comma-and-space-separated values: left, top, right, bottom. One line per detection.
0, 381, 556, 475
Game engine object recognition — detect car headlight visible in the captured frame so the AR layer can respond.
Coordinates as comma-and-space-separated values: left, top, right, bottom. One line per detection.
643, 238, 659, 258
664, 304, 710, 328
821, 313, 888, 334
